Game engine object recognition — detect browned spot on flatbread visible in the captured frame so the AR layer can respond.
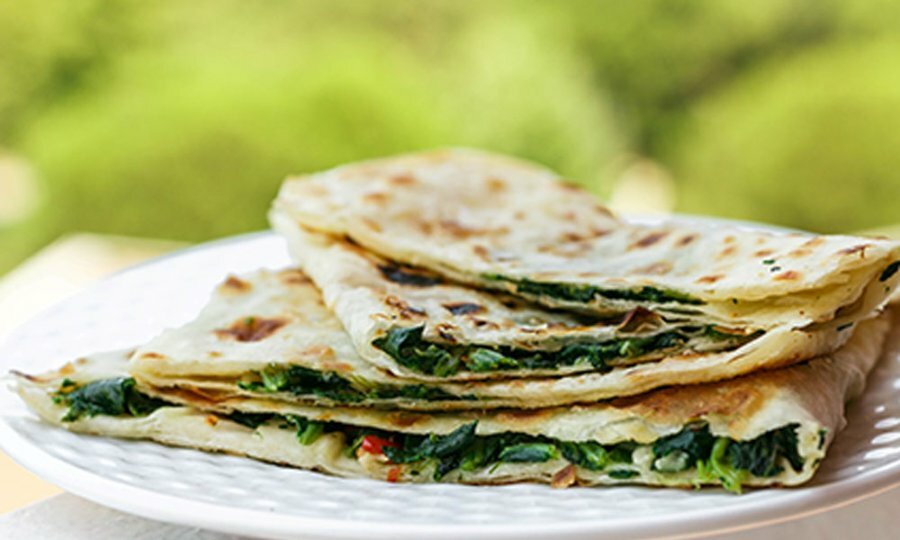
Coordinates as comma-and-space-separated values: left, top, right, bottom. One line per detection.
389, 173, 417, 186
205, 415, 219, 427
633, 262, 672, 275
208, 351, 222, 358
222, 276, 251, 292
214, 316, 287, 342
610, 380, 765, 427
58, 363, 76, 376
496, 408, 551, 423
387, 412, 429, 428
300, 345, 335, 359
472, 244, 491, 261
438, 220, 507, 239
363, 192, 389, 204
696, 274, 723, 284
788, 248, 812, 258
561, 231, 588, 242
630, 231, 668, 249
551, 464, 577, 489
803, 237, 826, 248
360, 217, 382, 232
320, 360, 353, 373
280, 269, 311, 285
384, 295, 426, 319
559, 180, 585, 192
774, 270, 801, 281
839, 244, 870, 257
434, 323, 459, 343
677, 234, 698, 246
442, 302, 485, 316
471, 318, 501, 330
719, 245, 737, 258
486, 177, 507, 192
140, 352, 166, 360
754, 249, 774, 257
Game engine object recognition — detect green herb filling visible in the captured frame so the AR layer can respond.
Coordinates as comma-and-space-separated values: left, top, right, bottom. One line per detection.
373, 325, 759, 376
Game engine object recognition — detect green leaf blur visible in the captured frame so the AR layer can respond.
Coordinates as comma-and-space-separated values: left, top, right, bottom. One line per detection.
1, 0, 898, 272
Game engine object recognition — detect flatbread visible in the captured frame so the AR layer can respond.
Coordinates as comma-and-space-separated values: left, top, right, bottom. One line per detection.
15, 309, 894, 490
128, 269, 856, 408
269, 218, 830, 383
272, 149, 900, 329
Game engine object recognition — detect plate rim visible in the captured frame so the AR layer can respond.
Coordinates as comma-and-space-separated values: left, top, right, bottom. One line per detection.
1, 220, 899, 539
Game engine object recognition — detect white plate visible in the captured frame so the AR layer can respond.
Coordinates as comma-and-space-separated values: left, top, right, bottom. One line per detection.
1, 227, 899, 540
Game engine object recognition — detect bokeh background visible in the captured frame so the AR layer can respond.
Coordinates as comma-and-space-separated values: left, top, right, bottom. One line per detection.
2, 0, 900, 275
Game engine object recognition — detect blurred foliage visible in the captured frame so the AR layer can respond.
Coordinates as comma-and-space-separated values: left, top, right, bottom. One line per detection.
1, 0, 899, 273
669, 38, 900, 233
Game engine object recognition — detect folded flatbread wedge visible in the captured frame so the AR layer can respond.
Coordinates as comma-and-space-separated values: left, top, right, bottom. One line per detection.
127, 269, 857, 408
14, 309, 894, 492
270, 218, 862, 384
272, 149, 900, 333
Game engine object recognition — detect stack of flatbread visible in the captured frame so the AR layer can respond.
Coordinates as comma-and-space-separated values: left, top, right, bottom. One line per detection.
15, 150, 900, 493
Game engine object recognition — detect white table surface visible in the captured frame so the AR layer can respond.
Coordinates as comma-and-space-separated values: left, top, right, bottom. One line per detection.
0, 489, 897, 540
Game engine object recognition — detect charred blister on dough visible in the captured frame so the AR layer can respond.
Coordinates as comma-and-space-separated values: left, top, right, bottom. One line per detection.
386, 411, 429, 428
632, 262, 673, 276
434, 322, 460, 343
383, 295, 427, 319
630, 230, 669, 250
442, 302, 485, 316
221, 275, 252, 293
677, 234, 698, 247
214, 316, 287, 342
360, 217, 383, 232
278, 269, 312, 286
774, 270, 802, 281
388, 173, 417, 186
470, 318, 501, 330
838, 244, 871, 257
362, 191, 390, 204
718, 245, 737, 259
377, 263, 443, 287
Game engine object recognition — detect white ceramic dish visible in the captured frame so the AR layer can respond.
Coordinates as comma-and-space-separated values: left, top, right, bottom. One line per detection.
1, 224, 899, 540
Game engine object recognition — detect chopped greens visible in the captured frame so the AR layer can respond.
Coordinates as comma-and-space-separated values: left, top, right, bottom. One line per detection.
656, 423, 804, 493
237, 363, 474, 403
728, 424, 804, 477
483, 274, 704, 306
53, 380, 806, 493
372, 325, 758, 377
55, 377, 168, 422
283, 415, 326, 445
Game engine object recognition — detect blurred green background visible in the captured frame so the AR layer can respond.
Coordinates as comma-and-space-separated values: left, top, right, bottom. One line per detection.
1, 0, 899, 274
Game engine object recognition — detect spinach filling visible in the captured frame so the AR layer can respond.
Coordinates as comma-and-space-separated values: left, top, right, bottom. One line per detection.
54, 377, 168, 422
53, 379, 804, 493
373, 325, 758, 377
236, 364, 475, 403
652, 423, 804, 493
483, 274, 704, 306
